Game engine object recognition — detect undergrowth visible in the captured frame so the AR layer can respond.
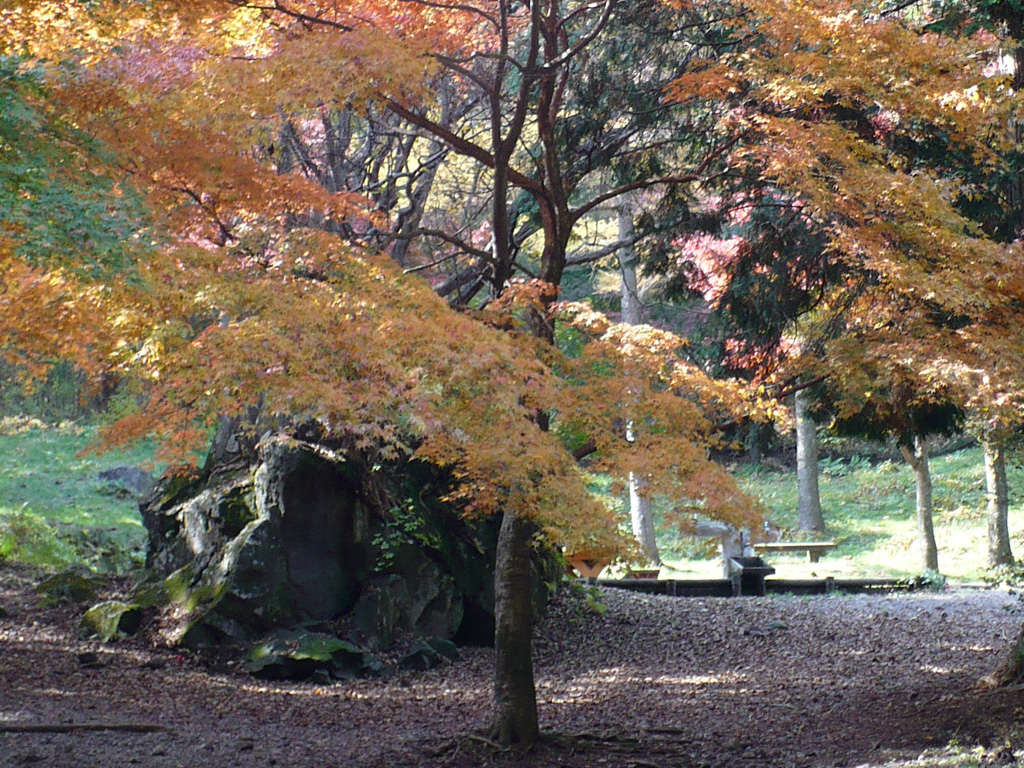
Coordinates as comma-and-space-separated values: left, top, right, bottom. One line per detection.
0, 418, 154, 572
657, 443, 1024, 583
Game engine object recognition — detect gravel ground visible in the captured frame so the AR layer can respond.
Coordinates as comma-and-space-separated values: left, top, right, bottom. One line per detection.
2, 567, 1024, 768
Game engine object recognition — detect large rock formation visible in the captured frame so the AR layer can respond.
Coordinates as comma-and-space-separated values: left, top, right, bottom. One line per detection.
135, 427, 558, 663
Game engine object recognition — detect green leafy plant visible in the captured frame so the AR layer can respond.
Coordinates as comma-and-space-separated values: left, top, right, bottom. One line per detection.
916, 569, 948, 591
372, 500, 431, 571
0, 508, 77, 569
583, 585, 608, 615
0, 423, 152, 572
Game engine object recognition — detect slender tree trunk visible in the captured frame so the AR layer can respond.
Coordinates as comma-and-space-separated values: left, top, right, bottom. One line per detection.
628, 471, 659, 565
618, 206, 642, 326
795, 389, 825, 534
985, 437, 1014, 568
491, 509, 538, 745
900, 435, 939, 572
619, 204, 660, 565
487, 37, 543, 736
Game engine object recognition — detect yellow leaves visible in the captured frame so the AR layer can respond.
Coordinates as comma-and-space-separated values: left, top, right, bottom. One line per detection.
3, 0, 774, 555
206, 24, 435, 121
939, 85, 982, 112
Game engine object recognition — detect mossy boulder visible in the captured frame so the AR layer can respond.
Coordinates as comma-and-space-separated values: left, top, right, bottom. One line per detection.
80, 600, 143, 641
35, 567, 105, 606
246, 628, 381, 680
136, 427, 558, 664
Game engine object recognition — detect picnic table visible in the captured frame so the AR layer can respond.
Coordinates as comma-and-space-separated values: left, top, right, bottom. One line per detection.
754, 541, 838, 563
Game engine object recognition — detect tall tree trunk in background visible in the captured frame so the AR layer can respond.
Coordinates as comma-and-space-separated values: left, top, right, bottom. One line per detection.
491, 509, 538, 744
619, 204, 660, 565
900, 436, 939, 572
618, 205, 642, 326
985, 437, 1014, 568
629, 475, 659, 565
795, 389, 825, 534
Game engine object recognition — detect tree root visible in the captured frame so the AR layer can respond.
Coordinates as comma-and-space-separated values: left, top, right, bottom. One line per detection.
466, 732, 504, 751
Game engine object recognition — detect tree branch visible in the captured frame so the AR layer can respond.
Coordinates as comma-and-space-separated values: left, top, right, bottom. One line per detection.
0, 723, 169, 734
383, 99, 545, 196
539, 0, 615, 73
396, 0, 498, 29
233, 1, 355, 32
565, 234, 642, 266
571, 134, 743, 223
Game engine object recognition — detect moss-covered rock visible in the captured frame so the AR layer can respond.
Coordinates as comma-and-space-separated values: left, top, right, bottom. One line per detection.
136, 428, 562, 673
80, 600, 143, 641
246, 628, 380, 680
35, 567, 105, 606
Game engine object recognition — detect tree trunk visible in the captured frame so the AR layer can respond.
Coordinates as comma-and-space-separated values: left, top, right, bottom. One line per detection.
629, 472, 660, 565
491, 509, 538, 746
900, 436, 939, 573
619, 204, 660, 565
618, 206, 643, 326
795, 389, 825, 534
985, 437, 1014, 568
981, 621, 1024, 689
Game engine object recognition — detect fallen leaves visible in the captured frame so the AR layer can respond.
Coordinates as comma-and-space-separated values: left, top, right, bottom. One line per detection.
2, 566, 1022, 767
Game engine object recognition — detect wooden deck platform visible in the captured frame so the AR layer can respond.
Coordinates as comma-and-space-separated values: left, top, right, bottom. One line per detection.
595, 577, 921, 597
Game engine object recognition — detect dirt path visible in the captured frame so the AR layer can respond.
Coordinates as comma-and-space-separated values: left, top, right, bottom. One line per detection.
2, 568, 1023, 768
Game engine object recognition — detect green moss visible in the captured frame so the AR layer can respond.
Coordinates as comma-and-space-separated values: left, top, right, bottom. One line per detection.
80, 600, 143, 641
162, 564, 198, 604
246, 628, 370, 679
34, 567, 105, 605
218, 488, 256, 538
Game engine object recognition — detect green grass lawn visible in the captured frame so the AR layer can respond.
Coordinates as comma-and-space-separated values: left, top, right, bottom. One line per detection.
3, 416, 1020, 584
658, 446, 1024, 583
0, 417, 157, 571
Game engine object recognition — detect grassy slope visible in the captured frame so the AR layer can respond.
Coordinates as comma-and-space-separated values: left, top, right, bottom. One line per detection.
0, 419, 156, 570
658, 447, 1024, 583
3, 419, 1021, 583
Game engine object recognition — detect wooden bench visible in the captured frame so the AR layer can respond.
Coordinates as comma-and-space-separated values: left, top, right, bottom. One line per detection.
566, 553, 613, 579
754, 541, 838, 563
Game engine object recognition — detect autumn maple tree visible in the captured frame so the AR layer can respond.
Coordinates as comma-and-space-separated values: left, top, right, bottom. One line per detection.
12, 0, 1024, 746
664, 0, 1024, 572
0, 52, 146, 400
1, 0, 771, 747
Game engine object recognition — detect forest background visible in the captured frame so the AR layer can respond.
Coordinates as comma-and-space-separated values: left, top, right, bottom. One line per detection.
6, 0, 1024, 748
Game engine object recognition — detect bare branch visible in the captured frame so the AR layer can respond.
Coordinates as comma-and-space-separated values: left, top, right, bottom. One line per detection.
565, 235, 641, 266
383, 99, 544, 195
571, 134, 744, 222
539, 0, 615, 73
395, 0, 499, 29
229, 1, 355, 31
405, 227, 492, 261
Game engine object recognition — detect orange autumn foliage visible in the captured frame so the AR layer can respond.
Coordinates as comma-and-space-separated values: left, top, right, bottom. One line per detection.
0, 0, 775, 563
666, 0, 1024, 431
